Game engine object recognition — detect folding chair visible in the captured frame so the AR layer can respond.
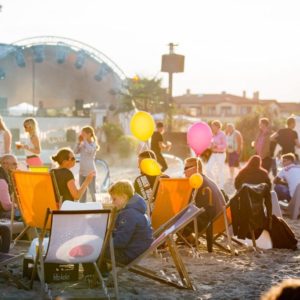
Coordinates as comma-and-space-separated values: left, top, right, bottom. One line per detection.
11, 170, 59, 245
0, 252, 29, 290
28, 165, 50, 173
34, 208, 119, 299
119, 203, 205, 290
151, 178, 193, 231
287, 183, 300, 220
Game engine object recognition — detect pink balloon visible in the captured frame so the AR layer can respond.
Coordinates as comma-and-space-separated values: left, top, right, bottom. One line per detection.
187, 122, 213, 156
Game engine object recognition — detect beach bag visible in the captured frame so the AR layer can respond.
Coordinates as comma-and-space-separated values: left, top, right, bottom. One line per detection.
268, 215, 298, 250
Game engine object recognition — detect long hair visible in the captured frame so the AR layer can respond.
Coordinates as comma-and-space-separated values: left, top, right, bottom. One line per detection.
82, 126, 100, 150
239, 155, 268, 176
0, 116, 8, 131
23, 117, 39, 136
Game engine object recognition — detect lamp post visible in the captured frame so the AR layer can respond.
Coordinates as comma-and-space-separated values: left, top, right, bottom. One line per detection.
161, 43, 184, 131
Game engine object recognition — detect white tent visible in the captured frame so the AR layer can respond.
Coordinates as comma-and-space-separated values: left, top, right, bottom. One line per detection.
8, 102, 38, 116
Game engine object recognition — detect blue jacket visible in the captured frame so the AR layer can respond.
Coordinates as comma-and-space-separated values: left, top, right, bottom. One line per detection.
113, 193, 153, 261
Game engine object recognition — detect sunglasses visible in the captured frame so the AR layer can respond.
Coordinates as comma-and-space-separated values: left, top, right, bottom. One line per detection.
184, 165, 196, 171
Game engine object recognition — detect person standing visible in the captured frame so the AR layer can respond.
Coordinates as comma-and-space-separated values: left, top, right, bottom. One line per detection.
270, 116, 300, 157
0, 116, 12, 158
150, 122, 171, 172
253, 117, 273, 173
226, 123, 243, 180
206, 120, 227, 189
74, 126, 99, 202
17, 118, 43, 167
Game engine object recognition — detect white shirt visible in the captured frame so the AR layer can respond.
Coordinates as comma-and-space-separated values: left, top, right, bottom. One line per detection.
277, 163, 300, 197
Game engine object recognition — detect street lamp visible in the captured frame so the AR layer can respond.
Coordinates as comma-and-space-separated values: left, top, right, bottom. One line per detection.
161, 43, 184, 131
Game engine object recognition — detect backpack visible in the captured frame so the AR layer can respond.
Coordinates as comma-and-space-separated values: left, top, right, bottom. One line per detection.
269, 215, 298, 250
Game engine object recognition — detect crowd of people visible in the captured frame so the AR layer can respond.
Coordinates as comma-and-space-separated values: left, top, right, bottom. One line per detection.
0, 114, 300, 296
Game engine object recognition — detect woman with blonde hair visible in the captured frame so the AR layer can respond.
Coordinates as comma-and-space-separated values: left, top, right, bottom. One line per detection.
0, 116, 12, 157
17, 118, 43, 166
74, 125, 99, 202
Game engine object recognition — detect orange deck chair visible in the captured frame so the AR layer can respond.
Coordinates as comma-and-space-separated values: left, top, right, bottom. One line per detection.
151, 178, 194, 233
11, 170, 59, 244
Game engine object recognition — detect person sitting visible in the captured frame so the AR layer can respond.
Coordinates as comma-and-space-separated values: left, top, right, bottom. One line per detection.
0, 154, 20, 219
108, 180, 153, 264
233, 155, 272, 239
96, 180, 153, 277
235, 155, 271, 191
134, 150, 169, 203
274, 153, 300, 202
51, 148, 95, 202
183, 157, 225, 251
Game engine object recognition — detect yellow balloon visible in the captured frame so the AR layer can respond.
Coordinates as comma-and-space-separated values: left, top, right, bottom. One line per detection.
189, 173, 203, 189
130, 111, 155, 141
140, 158, 161, 176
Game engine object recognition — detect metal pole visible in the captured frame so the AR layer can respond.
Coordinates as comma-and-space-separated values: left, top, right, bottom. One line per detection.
32, 59, 35, 116
168, 71, 173, 132
167, 42, 175, 132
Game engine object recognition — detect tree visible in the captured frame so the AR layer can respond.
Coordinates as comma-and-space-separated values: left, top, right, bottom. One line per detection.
119, 76, 167, 114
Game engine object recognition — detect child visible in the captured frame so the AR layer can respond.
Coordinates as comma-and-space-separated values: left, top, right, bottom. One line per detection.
74, 126, 99, 202
108, 180, 153, 265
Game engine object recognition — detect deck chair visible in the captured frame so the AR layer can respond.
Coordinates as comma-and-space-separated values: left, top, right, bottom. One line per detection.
286, 183, 300, 220
151, 178, 193, 231
119, 203, 205, 290
11, 170, 59, 245
28, 165, 49, 172
34, 208, 119, 299
0, 252, 29, 290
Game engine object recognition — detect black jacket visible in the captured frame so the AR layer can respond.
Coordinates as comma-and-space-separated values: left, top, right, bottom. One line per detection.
230, 183, 272, 239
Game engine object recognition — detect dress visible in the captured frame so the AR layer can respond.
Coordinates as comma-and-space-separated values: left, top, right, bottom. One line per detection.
51, 168, 75, 201
151, 131, 168, 172
74, 141, 97, 202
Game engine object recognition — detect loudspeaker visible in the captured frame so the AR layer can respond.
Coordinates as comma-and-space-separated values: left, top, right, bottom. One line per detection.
161, 54, 185, 73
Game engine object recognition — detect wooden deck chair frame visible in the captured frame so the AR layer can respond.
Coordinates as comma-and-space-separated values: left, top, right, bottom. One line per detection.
118, 204, 205, 290
191, 187, 236, 255
11, 170, 60, 245
33, 208, 119, 299
0, 252, 29, 290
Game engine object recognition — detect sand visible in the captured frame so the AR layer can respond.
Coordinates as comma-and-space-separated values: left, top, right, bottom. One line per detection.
1, 155, 300, 300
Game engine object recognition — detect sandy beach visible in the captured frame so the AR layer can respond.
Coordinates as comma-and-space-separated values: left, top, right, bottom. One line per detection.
1, 155, 300, 300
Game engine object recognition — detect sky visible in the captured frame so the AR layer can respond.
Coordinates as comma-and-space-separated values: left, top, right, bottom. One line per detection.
1, 0, 300, 102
